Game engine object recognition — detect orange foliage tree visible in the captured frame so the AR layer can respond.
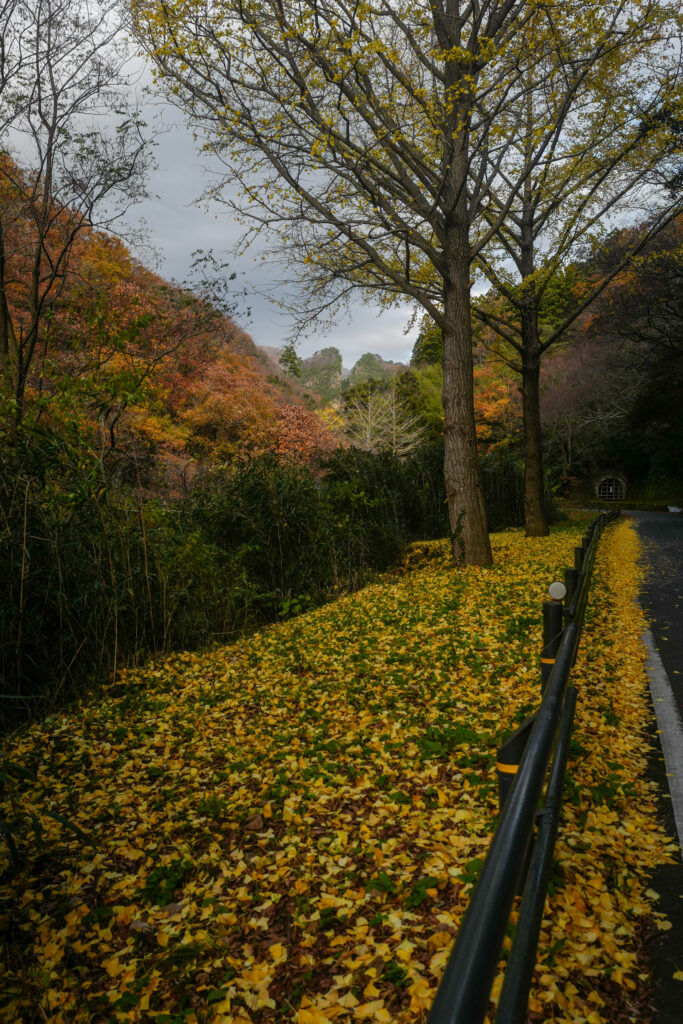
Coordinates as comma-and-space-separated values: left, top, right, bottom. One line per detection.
0, 160, 338, 482
175, 351, 339, 465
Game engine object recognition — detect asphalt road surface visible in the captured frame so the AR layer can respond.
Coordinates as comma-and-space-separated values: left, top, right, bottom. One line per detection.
632, 511, 683, 710
627, 511, 683, 1023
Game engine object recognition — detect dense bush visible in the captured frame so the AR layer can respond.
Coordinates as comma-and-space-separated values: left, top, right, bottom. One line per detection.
0, 429, 236, 729
481, 457, 525, 532
1, 430, 533, 730
190, 445, 450, 610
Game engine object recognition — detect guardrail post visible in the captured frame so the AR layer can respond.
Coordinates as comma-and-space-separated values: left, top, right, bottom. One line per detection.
541, 595, 564, 691
563, 567, 578, 618
496, 715, 536, 812
574, 545, 584, 572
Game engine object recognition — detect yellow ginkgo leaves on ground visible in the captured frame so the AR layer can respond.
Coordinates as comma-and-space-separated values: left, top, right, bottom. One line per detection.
0, 517, 675, 1023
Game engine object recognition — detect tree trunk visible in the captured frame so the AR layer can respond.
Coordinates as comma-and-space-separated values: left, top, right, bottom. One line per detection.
520, 308, 549, 536
442, 270, 493, 565
0, 216, 14, 395
518, 151, 549, 539
434, 5, 491, 565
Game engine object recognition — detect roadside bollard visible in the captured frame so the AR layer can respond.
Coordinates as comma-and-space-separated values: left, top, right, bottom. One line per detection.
496, 714, 537, 893
574, 545, 584, 572
541, 582, 566, 691
496, 714, 537, 811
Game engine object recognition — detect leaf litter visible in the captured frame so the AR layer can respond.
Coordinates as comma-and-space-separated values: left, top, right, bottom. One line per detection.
0, 518, 676, 1023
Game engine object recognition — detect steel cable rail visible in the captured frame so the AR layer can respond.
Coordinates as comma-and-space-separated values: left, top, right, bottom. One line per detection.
427, 510, 620, 1024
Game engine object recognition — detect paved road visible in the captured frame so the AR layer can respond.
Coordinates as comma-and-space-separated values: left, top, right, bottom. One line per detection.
628, 511, 683, 1024
632, 511, 683, 708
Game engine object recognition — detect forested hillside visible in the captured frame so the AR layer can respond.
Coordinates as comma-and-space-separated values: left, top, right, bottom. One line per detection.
0, 156, 338, 490
541, 216, 683, 500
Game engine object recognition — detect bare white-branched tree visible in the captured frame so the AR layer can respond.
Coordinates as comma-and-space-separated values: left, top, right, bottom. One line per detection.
344, 387, 426, 457
0, 0, 154, 424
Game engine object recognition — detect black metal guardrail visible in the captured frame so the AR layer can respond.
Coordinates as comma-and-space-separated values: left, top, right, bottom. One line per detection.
427, 510, 620, 1024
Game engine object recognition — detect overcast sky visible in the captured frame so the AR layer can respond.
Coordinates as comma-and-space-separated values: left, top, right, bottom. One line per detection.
125, 97, 419, 370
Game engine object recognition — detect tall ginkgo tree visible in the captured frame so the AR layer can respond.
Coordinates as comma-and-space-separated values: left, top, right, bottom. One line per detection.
133, 0, 581, 565
132, 0, 680, 561
473, 1, 682, 535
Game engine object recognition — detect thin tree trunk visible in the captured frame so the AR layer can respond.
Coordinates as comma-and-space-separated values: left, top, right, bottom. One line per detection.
0, 215, 14, 394
518, 147, 549, 538
520, 309, 549, 536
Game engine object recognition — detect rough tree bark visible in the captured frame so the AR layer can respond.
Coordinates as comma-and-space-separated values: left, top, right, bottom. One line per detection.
520, 327, 548, 537
519, 194, 549, 537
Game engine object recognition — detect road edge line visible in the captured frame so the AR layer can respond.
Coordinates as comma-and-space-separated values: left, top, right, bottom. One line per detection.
643, 628, 683, 850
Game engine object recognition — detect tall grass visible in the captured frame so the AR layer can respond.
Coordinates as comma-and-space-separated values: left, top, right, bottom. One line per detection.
1, 430, 529, 730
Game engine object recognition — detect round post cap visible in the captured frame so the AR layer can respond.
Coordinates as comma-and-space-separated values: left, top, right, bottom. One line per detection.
548, 581, 567, 601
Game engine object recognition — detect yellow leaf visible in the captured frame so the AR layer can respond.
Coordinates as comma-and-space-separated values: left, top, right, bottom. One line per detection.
408, 979, 433, 1011
101, 957, 125, 978
298, 1010, 333, 1024
429, 949, 449, 974
42, 941, 63, 963
374, 1011, 392, 1023
427, 930, 453, 950
354, 1000, 385, 1019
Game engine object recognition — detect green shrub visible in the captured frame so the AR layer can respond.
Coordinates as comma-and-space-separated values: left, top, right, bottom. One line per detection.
1, 430, 537, 730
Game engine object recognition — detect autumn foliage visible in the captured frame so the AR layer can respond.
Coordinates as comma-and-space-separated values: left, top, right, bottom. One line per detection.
0, 157, 338, 483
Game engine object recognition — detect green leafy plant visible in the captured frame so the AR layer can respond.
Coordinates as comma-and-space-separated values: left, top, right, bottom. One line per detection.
142, 858, 192, 906
405, 875, 440, 910
0, 758, 96, 875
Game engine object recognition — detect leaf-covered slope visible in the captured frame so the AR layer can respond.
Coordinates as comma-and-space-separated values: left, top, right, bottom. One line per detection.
0, 520, 675, 1023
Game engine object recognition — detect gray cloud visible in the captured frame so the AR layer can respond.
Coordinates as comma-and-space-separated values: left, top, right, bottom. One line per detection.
122, 90, 418, 367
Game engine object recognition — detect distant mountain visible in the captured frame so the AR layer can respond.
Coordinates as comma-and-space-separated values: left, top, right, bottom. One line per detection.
300, 347, 344, 403
256, 344, 408, 403
346, 353, 404, 389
